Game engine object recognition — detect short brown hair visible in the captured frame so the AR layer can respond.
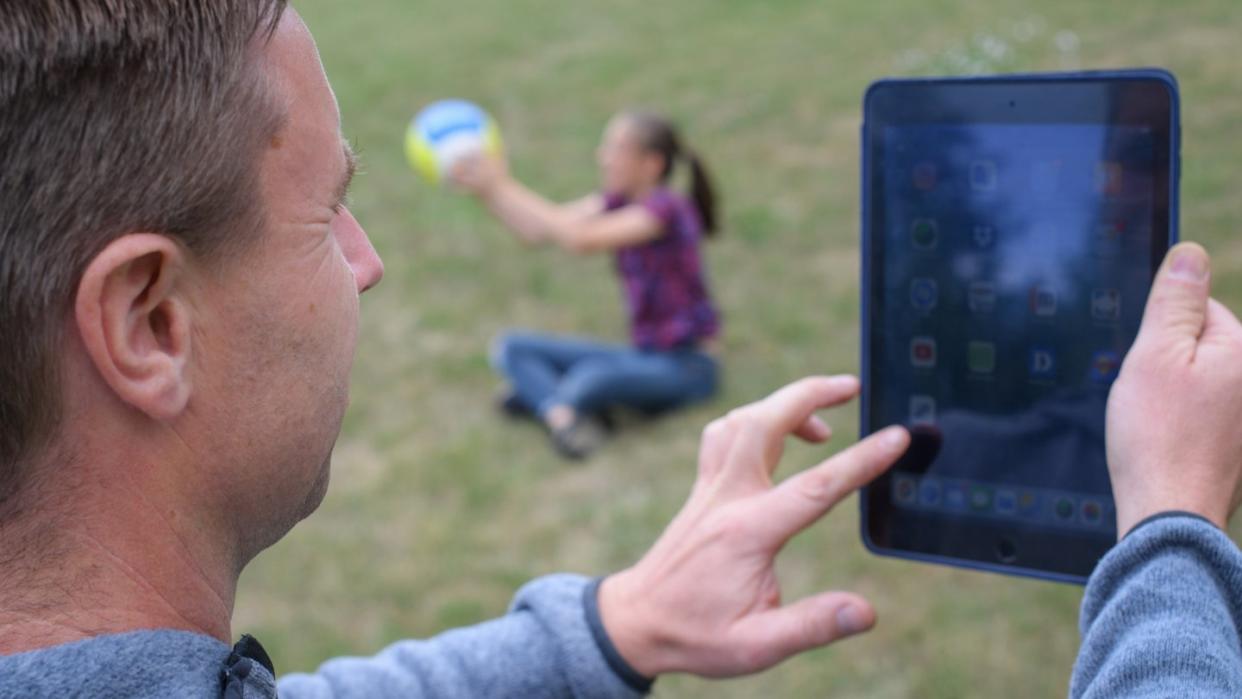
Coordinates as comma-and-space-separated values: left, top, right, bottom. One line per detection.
0, 1, 288, 508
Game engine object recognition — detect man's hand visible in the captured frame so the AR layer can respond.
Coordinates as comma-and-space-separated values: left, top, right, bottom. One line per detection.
598, 376, 909, 678
1106, 242, 1242, 537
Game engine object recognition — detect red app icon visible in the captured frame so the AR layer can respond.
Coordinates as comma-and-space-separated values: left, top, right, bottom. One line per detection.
910, 337, 936, 368
1082, 500, 1103, 525
1095, 221, 1125, 258
913, 162, 937, 191
1029, 286, 1057, 317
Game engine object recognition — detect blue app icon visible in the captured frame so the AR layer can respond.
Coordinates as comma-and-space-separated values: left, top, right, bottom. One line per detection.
893, 475, 917, 506
919, 477, 943, 507
1028, 346, 1056, 380
995, 489, 1018, 516
971, 224, 996, 250
970, 160, 998, 192
943, 482, 967, 511
1089, 350, 1122, 383
910, 278, 938, 311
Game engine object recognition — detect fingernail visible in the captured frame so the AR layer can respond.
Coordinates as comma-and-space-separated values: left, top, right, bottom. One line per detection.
836, 605, 868, 635
1169, 248, 1208, 281
828, 375, 859, 389
881, 426, 907, 449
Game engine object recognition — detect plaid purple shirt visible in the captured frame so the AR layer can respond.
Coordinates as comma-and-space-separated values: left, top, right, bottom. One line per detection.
604, 188, 721, 351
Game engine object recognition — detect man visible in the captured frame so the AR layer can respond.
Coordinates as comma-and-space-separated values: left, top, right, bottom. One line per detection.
0, 3, 1240, 698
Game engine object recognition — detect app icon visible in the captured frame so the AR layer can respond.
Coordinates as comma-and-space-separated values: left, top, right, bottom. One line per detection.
995, 489, 1018, 516
894, 475, 917, 505
972, 224, 996, 250
1092, 289, 1121, 322
1032, 159, 1063, 196
968, 281, 997, 313
910, 336, 937, 368
1017, 490, 1041, 517
913, 162, 938, 191
970, 160, 998, 192
969, 485, 993, 512
910, 278, 938, 311
1055, 497, 1076, 521
968, 341, 996, 374
1096, 162, 1123, 197
944, 483, 967, 511
1094, 220, 1124, 258
1028, 347, 1057, 380
909, 395, 937, 427
1029, 286, 1057, 317
1082, 500, 1104, 525
919, 478, 943, 507
911, 219, 938, 250
1089, 350, 1122, 383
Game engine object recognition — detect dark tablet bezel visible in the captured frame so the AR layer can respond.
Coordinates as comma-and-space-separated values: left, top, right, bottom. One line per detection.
859, 70, 1179, 584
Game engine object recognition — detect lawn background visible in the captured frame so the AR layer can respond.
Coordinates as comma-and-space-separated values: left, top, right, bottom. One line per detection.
235, 2, 1242, 696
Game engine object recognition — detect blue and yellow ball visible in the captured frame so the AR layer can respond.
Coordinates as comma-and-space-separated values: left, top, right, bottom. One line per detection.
405, 99, 503, 185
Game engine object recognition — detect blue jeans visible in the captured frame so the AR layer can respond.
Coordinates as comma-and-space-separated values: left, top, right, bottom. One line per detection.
491, 331, 720, 419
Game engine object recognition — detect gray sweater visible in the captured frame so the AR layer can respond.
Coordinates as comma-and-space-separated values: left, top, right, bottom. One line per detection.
2, 516, 1240, 698
1070, 514, 1242, 697
0, 574, 646, 698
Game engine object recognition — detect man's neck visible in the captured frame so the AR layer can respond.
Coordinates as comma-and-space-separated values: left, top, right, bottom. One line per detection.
0, 476, 237, 655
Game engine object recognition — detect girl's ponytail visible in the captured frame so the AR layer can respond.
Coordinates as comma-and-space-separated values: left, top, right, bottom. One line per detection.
622, 110, 722, 239
683, 149, 718, 236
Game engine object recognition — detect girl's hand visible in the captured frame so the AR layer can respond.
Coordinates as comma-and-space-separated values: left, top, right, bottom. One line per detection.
449, 151, 508, 197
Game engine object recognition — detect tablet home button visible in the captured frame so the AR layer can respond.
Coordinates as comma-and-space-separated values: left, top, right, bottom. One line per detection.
995, 537, 1018, 564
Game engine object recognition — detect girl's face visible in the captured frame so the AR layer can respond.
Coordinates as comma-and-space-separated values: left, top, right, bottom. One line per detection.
596, 117, 663, 196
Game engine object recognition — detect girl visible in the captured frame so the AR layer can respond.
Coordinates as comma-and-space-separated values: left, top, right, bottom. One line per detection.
452, 111, 722, 459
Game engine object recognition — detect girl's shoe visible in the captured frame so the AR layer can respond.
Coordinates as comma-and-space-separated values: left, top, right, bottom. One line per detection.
494, 386, 532, 420
548, 416, 607, 461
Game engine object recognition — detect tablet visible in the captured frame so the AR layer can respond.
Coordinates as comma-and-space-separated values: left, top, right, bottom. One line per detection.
859, 70, 1179, 583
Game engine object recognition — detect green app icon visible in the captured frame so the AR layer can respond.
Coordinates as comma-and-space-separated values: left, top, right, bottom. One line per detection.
911, 218, 938, 249
968, 341, 996, 374
969, 485, 993, 512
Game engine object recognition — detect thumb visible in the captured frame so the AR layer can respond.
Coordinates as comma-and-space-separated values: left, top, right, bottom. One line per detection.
731, 592, 875, 671
1134, 242, 1211, 356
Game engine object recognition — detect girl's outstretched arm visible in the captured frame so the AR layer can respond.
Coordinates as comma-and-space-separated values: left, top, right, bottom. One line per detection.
453, 154, 663, 253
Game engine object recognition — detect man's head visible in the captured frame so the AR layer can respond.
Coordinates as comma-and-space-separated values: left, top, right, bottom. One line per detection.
0, 2, 382, 566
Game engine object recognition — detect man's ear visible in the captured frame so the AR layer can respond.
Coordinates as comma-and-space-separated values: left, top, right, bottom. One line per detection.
74, 234, 194, 421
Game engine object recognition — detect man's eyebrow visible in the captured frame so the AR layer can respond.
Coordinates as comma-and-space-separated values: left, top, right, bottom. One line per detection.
334, 141, 359, 209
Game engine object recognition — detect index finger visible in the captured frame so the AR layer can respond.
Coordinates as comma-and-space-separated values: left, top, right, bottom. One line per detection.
751, 375, 860, 437
722, 376, 861, 480
752, 425, 909, 545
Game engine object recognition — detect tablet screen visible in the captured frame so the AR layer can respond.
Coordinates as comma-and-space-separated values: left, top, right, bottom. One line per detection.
861, 74, 1177, 581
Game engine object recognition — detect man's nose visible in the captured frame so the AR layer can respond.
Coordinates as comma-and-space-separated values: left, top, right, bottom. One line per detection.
337, 206, 384, 293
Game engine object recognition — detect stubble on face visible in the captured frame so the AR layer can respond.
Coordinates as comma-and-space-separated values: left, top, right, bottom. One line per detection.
189, 8, 362, 565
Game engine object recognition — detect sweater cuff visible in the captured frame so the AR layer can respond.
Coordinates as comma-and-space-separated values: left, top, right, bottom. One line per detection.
583, 577, 655, 694
1124, 510, 1218, 539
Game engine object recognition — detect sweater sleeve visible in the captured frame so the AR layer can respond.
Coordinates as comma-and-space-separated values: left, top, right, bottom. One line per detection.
276, 574, 648, 699
1070, 514, 1242, 698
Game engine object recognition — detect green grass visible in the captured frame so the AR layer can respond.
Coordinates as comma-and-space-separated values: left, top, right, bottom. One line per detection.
234, 1, 1242, 696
